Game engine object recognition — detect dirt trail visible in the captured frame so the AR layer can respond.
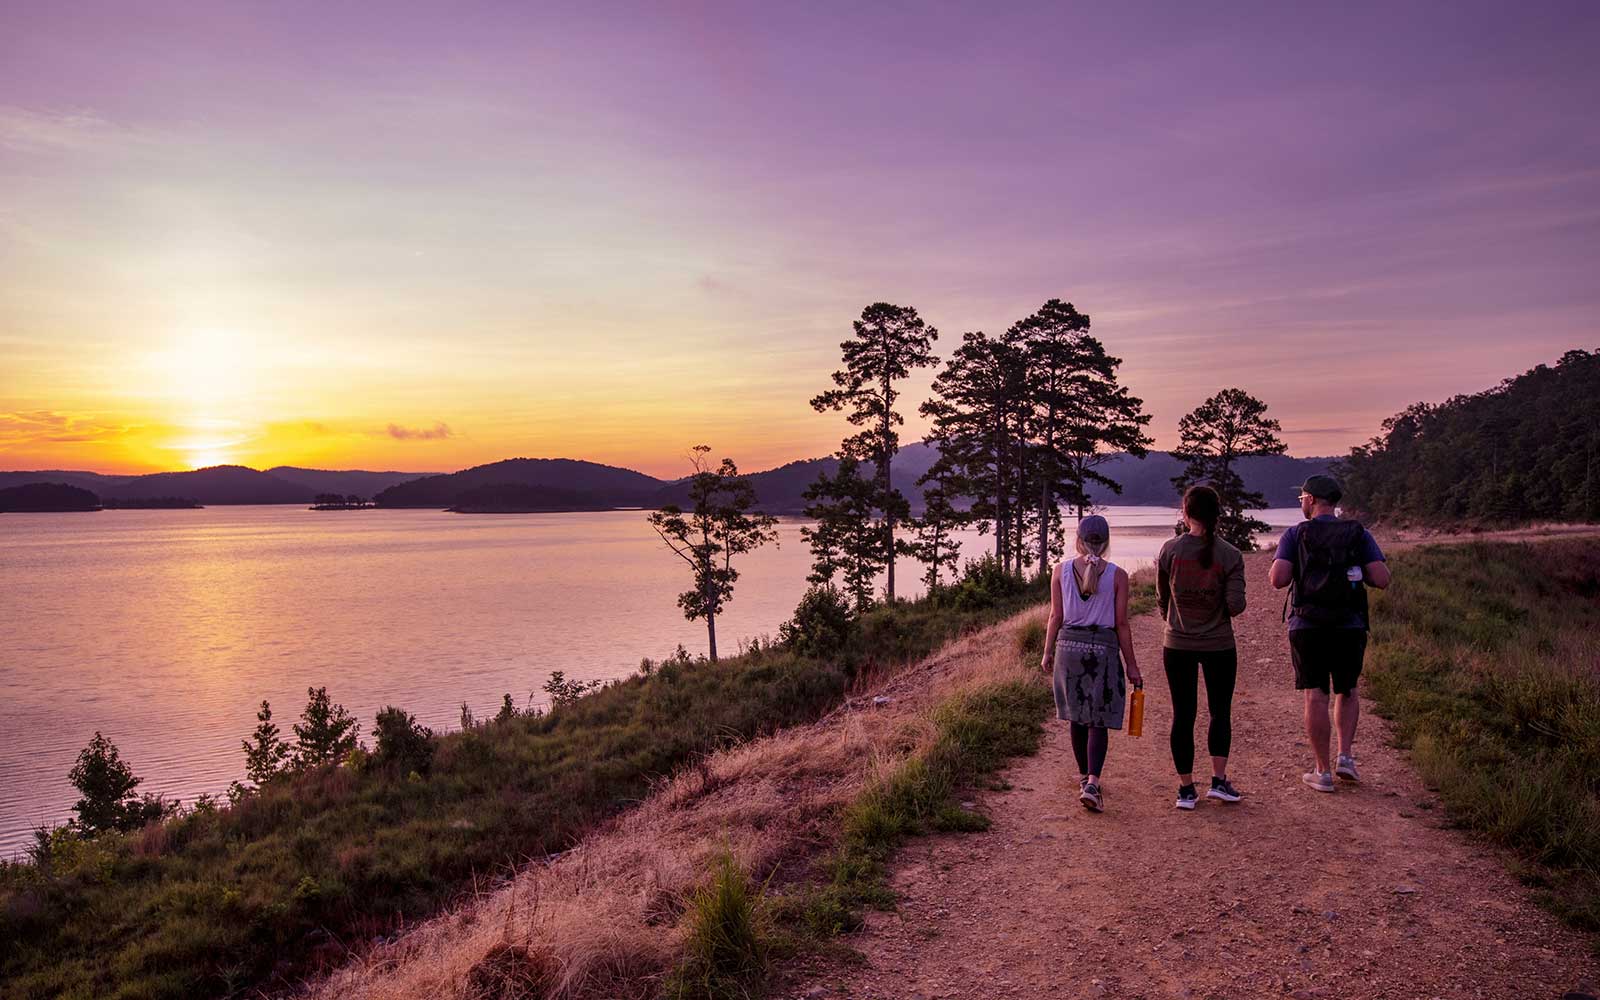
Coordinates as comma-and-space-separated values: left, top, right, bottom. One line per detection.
789, 548, 1599, 1000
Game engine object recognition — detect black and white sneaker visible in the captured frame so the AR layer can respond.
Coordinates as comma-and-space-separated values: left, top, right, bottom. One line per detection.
1206, 777, 1243, 803
1175, 784, 1198, 810
1079, 782, 1104, 812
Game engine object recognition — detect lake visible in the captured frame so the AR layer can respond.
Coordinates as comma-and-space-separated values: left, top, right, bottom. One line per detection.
0, 504, 1301, 855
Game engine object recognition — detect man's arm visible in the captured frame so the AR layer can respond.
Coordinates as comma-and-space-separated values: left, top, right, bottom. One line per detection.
1363, 561, 1391, 589
1269, 559, 1294, 590
1361, 529, 1390, 589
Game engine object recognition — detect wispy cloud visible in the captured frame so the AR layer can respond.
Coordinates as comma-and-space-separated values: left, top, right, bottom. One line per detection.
383, 421, 452, 441
0, 106, 120, 154
0, 411, 132, 450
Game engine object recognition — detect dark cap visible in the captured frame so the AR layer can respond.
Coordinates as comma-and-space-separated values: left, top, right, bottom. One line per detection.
1299, 474, 1343, 504
1077, 514, 1109, 545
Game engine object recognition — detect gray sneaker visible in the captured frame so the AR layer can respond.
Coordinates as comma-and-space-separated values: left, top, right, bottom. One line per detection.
1335, 754, 1360, 782
1302, 770, 1335, 793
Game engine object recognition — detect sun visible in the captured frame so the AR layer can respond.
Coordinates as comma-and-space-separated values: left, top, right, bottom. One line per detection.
185, 447, 231, 470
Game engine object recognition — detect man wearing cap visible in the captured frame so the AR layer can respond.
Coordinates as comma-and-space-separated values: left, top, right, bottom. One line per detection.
1268, 475, 1390, 793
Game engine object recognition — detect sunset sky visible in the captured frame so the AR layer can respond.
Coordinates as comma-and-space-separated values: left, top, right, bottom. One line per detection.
2, 2, 1595, 478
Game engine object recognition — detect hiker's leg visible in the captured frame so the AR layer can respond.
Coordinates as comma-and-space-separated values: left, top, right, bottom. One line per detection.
1332, 631, 1366, 757
1201, 648, 1238, 779
1334, 693, 1359, 757
1070, 721, 1090, 777
1303, 688, 1332, 774
1086, 725, 1108, 780
1163, 647, 1197, 784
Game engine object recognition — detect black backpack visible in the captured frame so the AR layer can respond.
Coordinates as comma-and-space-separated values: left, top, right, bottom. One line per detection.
1289, 519, 1370, 628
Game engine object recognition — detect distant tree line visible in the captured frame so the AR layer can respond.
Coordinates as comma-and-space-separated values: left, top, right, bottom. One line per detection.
1339, 349, 1600, 524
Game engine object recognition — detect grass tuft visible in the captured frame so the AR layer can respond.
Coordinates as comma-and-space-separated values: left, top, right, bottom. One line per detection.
667, 853, 769, 1000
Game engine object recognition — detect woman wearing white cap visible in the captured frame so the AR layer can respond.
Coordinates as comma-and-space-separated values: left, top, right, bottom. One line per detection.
1040, 514, 1143, 812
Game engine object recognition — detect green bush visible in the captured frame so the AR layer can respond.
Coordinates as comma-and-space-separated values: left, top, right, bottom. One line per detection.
779, 585, 856, 660
372, 707, 435, 775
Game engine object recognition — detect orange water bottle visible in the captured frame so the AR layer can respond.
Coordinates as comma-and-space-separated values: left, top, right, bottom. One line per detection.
1128, 683, 1145, 738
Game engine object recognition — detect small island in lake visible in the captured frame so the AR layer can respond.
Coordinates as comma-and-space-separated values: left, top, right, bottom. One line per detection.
0, 482, 102, 512
310, 493, 377, 510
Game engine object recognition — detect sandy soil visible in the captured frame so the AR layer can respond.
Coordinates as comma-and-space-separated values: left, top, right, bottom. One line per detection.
784, 549, 1600, 1000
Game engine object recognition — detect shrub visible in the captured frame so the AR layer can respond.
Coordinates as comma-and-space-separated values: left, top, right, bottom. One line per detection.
779, 585, 856, 659
67, 732, 142, 834
373, 706, 436, 775
291, 687, 360, 768
542, 670, 602, 710
945, 553, 1025, 611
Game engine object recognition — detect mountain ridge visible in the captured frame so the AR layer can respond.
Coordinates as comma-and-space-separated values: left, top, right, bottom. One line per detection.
2, 448, 1334, 511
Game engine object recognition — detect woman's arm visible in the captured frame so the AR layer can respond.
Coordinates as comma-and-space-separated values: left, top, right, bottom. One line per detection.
1225, 549, 1247, 617
1041, 561, 1063, 673
1156, 545, 1171, 619
1114, 567, 1142, 685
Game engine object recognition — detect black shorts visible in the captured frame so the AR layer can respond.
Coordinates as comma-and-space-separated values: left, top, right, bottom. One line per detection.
1289, 628, 1368, 695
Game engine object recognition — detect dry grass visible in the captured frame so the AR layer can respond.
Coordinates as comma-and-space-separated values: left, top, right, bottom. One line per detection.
305, 605, 1049, 1000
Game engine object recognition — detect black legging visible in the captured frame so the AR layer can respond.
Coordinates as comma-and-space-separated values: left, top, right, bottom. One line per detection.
1070, 723, 1108, 778
1163, 647, 1238, 775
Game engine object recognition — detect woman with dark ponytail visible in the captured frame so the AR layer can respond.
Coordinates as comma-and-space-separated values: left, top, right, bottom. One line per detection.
1156, 486, 1247, 810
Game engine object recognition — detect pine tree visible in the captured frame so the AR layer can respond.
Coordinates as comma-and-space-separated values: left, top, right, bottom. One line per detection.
241, 700, 290, 786
811, 302, 939, 602
902, 469, 966, 591
292, 686, 360, 768
801, 456, 887, 611
921, 331, 1030, 575
1171, 388, 1286, 550
647, 446, 779, 661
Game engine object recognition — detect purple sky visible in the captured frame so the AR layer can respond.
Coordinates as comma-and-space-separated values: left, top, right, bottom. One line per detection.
2, 1, 1596, 473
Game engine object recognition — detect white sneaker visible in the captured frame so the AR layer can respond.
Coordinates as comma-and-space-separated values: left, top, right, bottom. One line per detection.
1335, 754, 1360, 782
1302, 770, 1335, 793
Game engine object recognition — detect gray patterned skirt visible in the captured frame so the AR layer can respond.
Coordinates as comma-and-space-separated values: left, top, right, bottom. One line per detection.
1052, 625, 1126, 728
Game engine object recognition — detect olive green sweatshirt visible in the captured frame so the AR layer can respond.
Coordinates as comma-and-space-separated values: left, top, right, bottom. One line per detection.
1156, 532, 1246, 651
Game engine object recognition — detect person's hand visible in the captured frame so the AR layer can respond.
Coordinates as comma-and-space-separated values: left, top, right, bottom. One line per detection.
1039, 652, 1052, 675
1126, 665, 1143, 687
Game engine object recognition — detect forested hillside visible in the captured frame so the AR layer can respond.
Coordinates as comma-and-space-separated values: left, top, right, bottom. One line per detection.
1339, 349, 1600, 524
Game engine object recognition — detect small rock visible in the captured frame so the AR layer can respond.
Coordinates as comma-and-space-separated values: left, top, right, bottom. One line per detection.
1393, 884, 1420, 895
872, 695, 891, 706
1322, 910, 1338, 921
960, 800, 975, 809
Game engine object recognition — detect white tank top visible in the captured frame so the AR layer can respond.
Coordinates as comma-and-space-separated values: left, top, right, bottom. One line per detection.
1060, 559, 1118, 628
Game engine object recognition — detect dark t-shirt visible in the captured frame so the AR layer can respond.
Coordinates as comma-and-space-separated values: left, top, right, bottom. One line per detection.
1274, 515, 1385, 631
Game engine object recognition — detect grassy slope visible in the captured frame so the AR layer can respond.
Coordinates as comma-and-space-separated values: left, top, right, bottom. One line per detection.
1366, 538, 1600, 934
0, 574, 1050, 1000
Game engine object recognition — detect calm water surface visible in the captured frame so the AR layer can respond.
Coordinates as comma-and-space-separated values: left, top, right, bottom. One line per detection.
0, 504, 1300, 855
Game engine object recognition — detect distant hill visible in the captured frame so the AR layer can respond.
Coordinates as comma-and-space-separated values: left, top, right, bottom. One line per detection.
374, 458, 665, 508
1082, 452, 1334, 507
0, 482, 101, 512
101, 466, 314, 506
651, 442, 1330, 513
267, 466, 434, 499
446, 483, 619, 513
0, 448, 1333, 514
0, 470, 129, 493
